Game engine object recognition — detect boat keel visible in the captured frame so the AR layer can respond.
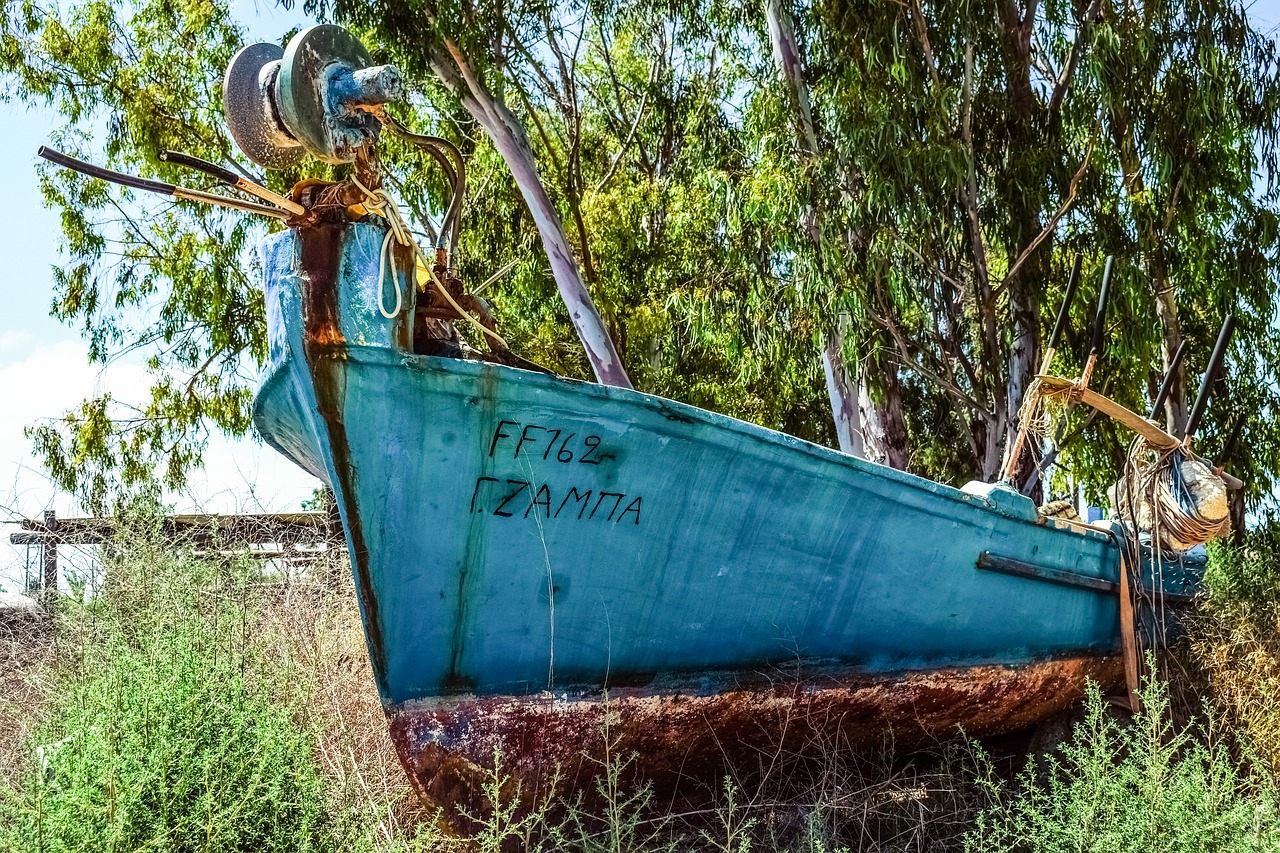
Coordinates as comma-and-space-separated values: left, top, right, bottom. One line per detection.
387, 655, 1121, 829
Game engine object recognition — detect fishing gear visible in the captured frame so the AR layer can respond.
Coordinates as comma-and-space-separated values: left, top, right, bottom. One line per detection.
222, 27, 465, 260
224, 28, 403, 167
158, 150, 306, 216
37, 147, 291, 221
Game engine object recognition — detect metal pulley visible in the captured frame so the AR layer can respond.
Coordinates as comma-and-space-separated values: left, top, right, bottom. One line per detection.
224, 25, 403, 167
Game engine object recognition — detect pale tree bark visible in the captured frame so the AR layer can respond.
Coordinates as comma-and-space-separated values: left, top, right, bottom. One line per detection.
995, 4, 1044, 485
765, 0, 873, 460
1109, 107, 1189, 435
822, 327, 864, 457
860, 368, 910, 469
1153, 271, 1189, 434
426, 32, 632, 389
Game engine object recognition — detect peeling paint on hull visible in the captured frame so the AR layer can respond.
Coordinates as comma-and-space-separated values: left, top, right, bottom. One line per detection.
387, 655, 1121, 823
250, 221, 1201, 821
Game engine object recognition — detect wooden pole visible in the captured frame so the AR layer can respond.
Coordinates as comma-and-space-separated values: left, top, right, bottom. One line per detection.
41, 509, 58, 600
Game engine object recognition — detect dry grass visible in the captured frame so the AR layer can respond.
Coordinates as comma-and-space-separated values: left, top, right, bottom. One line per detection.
248, 559, 434, 844
0, 604, 55, 791
1188, 594, 1280, 776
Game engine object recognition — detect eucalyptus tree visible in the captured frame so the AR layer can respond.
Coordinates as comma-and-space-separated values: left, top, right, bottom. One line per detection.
5, 0, 1280, 516
0, 0, 269, 510
723, 0, 1280, 500
0, 0, 832, 510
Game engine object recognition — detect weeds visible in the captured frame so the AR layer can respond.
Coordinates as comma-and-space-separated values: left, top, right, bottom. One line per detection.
967, 678, 1280, 852
0, 527, 394, 852
7, 519, 1280, 851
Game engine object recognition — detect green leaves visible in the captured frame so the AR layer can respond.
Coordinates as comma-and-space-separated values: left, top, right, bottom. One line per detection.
6, 0, 1280, 510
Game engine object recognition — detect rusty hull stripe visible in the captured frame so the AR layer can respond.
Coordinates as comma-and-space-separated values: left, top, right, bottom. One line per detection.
297, 221, 389, 689
387, 654, 1122, 821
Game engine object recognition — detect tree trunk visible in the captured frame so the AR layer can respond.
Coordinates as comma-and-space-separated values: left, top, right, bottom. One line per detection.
997, 2, 1045, 485
765, 0, 870, 459
860, 371, 909, 469
1152, 270, 1189, 434
1229, 487, 1246, 545
822, 330, 864, 456
432, 38, 633, 389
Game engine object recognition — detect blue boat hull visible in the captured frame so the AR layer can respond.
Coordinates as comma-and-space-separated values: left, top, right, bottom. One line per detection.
252, 222, 1197, 813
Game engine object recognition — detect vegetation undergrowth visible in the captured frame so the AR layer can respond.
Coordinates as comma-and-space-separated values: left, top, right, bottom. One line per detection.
10, 518, 1280, 850
967, 679, 1280, 852
0, 516, 407, 852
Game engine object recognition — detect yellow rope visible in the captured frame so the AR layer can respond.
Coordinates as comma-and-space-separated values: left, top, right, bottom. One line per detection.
1015, 378, 1075, 442
350, 177, 508, 350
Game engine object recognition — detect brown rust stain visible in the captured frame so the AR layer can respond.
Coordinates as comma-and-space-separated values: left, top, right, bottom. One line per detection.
296, 220, 389, 690
387, 655, 1123, 833
391, 238, 415, 353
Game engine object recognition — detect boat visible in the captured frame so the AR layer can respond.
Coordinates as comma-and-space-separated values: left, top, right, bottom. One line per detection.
37, 25, 1222, 823
250, 215, 1204, 816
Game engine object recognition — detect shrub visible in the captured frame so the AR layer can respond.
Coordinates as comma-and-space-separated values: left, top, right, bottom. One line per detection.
966, 679, 1280, 853
1191, 519, 1280, 777
0, 544, 349, 852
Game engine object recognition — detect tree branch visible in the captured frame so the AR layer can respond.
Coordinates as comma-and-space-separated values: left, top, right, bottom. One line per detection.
1003, 132, 1096, 285
1048, 0, 1103, 121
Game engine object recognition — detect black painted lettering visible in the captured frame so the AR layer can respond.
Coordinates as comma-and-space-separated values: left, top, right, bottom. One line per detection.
556, 432, 577, 463
489, 420, 519, 457
579, 435, 603, 464
591, 491, 625, 520
515, 424, 545, 458
493, 480, 530, 517
555, 487, 593, 519
541, 429, 562, 460
469, 477, 499, 513
617, 496, 642, 525
525, 483, 552, 518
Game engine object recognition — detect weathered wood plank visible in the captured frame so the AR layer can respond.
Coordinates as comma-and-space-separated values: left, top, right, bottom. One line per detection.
1036, 375, 1181, 449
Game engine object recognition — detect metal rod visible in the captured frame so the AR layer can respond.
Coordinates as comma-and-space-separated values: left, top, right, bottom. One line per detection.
172, 187, 291, 219
1045, 253, 1083, 359
38, 146, 175, 195
1184, 313, 1236, 442
38, 146, 289, 220
1149, 338, 1188, 420
1217, 414, 1244, 465
160, 150, 306, 215
370, 106, 466, 254
1089, 255, 1115, 361
1017, 256, 1113, 491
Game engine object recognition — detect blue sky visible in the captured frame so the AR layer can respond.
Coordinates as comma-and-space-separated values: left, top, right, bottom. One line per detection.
0, 2, 1279, 588
0, 0, 317, 589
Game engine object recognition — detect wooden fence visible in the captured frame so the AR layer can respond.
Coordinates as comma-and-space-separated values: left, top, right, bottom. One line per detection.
10, 508, 343, 596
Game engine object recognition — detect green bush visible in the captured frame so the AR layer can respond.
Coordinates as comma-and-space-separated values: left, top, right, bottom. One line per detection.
966, 678, 1280, 853
1203, 520, 1280, 611
0, 546, 347, 853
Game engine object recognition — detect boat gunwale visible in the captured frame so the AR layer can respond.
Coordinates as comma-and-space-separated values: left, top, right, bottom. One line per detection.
254, 341, 1117, 550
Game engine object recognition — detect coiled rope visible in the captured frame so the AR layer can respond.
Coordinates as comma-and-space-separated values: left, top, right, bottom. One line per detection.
350, 176, 509, 350
1119, 438, 1231, 551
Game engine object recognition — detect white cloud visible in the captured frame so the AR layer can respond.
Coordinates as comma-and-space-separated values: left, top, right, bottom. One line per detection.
0, 330, 36, 354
